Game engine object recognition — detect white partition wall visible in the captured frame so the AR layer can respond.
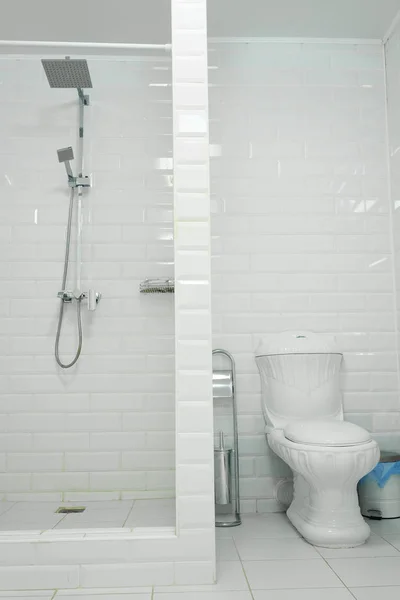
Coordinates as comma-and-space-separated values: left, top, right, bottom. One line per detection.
172, 0, 215, 575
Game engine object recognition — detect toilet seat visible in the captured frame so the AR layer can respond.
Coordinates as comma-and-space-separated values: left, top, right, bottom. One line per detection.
284, 419, 372, 447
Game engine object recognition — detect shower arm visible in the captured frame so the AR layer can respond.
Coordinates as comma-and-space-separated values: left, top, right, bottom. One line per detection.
62, 158, 74, 183
77, 87, 89, 107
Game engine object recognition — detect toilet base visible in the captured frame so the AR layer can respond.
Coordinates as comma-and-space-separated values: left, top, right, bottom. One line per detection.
286, 472, 371, 548
287, 502, 370, 549
267, 430, 379, 549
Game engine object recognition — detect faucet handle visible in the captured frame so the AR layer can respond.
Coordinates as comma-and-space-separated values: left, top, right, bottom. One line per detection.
88, 289, 101, 311
57, 290, 73, 302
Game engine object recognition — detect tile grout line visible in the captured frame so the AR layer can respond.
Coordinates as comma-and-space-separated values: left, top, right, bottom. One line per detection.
0, 502, 17, 519
231, 533, 256, 599
318, 551, 358, 597
122, 499, 136, 528
376, 531, 400, 553
345, 585, 358, 600
52, 512, 68, 530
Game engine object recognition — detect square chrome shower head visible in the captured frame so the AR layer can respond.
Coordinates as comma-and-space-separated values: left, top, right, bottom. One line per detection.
41, 58, 92, 89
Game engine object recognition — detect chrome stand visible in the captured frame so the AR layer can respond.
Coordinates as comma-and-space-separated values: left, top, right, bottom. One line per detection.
213, 349, 241, 527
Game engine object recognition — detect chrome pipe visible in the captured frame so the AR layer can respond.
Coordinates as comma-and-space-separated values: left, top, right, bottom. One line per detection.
0, 40, 171, 51
75, 92, 86, 297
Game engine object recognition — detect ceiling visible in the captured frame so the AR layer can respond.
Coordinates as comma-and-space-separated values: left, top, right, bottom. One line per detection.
0, 0, 398, 44
0, 0, 172, 44
208, 0, 400, 40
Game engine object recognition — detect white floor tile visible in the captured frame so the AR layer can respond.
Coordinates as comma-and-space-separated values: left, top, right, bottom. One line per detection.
0, 530, 42, 537
54, 519, 126, 529
317, 534, 400, 558
8, 502, 61, 513
382, 534, 400, 551
215, 527, 234, 539
0, 593, 54, 599
0, 597, 53, 600
57, 528, 127, 536
0, 504, 65, 530
56, 588, 152, 596
327, 557, 400, 587
231, 515, 299, 540
0, 502, 16, 516
368, 519, 400, 537
350, 587, 400, 600
55, 594, 150, 599
125, 499, 175, 527
0, 520, 61, 531
253, 590, 354, 600
154, 561, 248, 593
216, 539, 239, 561
73, 501, 134, 511
57, 511, 128, 524
0, 513, 63, 525
154, 593, 253, 600
243, 559, 343, 590
236, 537, 321, 560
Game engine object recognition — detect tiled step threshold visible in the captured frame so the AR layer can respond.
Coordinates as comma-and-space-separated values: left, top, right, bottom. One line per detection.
0, 526, 215, 591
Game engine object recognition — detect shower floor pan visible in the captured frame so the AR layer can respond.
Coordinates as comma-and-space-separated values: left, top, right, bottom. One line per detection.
0, 498, 175, 531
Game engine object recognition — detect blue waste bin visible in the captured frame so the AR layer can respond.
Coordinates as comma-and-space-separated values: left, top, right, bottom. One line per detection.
358, 451, 400, 519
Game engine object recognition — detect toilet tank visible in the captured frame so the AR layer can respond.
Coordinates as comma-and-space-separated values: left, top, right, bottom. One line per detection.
255, 331, 343, 430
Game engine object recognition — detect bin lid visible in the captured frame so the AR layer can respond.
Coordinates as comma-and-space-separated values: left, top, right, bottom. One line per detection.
380, 451, 400, 463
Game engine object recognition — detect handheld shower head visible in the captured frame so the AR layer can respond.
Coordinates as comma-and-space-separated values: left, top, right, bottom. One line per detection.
57, 146, 74, 163
57, 146, 74, 180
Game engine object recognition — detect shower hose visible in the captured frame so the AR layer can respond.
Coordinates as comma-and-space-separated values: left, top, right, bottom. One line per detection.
55, 187, 83, 369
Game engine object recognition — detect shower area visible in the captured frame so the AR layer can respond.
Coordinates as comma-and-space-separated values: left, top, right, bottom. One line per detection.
0, 50, 176, 528
0, 0, 215, 588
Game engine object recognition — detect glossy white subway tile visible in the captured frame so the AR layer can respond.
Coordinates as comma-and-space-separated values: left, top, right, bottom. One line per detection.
208, 38, 396, 511
253, 591, 354, 600
0, 565, 79, 590
80, 562, 174, 588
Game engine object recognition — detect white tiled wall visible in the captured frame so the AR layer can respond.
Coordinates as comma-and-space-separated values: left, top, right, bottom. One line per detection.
172, 0, 214, 553
0, 55, 176, 499
209, 40, 398, 512
386, 18, 400, 405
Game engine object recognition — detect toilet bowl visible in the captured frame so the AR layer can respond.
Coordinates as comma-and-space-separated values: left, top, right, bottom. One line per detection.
256, 331, 380, 549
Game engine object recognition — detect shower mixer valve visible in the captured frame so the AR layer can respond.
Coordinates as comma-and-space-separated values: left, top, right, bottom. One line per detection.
57, 289, 101, 311
68, 175, 91, 189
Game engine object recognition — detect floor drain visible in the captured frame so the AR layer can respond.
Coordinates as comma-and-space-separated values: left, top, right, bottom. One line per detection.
56, 506, 86, 514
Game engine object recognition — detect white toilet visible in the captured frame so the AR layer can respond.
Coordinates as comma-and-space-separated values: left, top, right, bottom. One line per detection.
255, 331, 380, 549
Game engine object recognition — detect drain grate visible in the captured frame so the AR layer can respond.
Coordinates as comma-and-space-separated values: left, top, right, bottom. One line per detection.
56, 506, 86, 514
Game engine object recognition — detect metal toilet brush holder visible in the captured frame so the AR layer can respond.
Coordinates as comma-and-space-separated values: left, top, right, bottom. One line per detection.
213, 349, 241, 527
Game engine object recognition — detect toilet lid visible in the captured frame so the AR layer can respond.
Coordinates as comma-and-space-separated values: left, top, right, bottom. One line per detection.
284, 420, 372, 447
